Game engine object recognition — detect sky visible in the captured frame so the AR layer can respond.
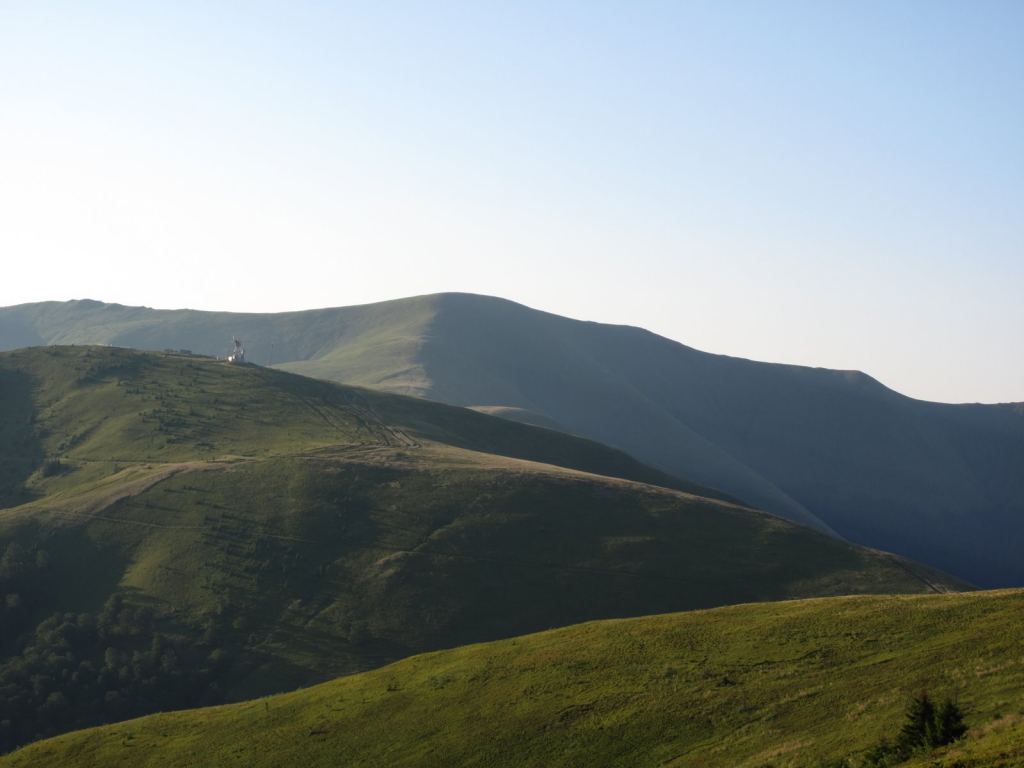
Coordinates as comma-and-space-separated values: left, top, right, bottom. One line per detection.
1, 2, 1021, 404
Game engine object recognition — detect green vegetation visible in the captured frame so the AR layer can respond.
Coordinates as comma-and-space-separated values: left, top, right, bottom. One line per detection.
0, 346, 963, 752
895, 693, 968, 755
3, 590, 1021, 768
858, 692, 969, 767
0, 534, 237, 753
3, 293, 1022, 586
0, 592, 229, 753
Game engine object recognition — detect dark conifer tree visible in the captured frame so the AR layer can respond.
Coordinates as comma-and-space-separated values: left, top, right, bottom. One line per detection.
897, 692, 936, 755
935, 698, 968, 745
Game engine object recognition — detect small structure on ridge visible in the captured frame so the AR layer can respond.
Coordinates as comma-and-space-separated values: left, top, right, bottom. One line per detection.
226, 337, 246, 365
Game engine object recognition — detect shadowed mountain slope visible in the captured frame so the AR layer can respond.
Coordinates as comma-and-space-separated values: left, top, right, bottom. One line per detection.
3, 294, 1021, 585
5, 590, 1021, 768
0, 346, 958, 753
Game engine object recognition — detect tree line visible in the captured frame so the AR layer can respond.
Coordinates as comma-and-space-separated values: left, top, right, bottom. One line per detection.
0, 541, 236, 755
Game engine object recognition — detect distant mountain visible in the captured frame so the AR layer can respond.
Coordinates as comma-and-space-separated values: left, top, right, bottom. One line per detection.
7, 589, 1022, 768
2, 294, 1022, 585
0, 346, 951, 752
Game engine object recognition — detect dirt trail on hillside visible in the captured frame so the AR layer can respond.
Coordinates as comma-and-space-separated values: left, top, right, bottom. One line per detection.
1, 460, 234, 523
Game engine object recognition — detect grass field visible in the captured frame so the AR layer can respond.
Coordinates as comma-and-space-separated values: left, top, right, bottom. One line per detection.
3, 590, 1021, 768
0, 346, 968, 753
1, 346, 959, 682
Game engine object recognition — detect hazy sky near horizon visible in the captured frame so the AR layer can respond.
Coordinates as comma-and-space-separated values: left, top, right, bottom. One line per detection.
1, 2, 1021, 404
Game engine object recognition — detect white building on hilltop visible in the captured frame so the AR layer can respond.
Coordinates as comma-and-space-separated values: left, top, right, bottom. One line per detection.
226, 337, 245, 364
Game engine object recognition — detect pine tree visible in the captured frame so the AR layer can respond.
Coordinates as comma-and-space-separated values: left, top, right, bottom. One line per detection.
897, 692, 935, 756
934, 698, 968, 745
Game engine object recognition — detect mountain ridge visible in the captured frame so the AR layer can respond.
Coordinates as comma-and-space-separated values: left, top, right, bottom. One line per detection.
2, 294, 1022, 585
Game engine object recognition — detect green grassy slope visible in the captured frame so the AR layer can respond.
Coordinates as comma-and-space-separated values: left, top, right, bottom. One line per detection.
3, 294, 1022, 585
0, 297, 438, 395
409, 294, 1024, 588
4, 590, 1021, 768
0, 343, 716, 496
0, 346, 961, 752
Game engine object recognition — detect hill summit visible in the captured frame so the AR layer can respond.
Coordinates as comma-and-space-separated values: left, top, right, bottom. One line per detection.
2, 293, 1022, 585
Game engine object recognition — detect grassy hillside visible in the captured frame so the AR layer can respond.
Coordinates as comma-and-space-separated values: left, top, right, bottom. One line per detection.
4, 590, 1021, 768
0, 297, 439, 395
3, 294, 1022, 585
0, 346, 960, 753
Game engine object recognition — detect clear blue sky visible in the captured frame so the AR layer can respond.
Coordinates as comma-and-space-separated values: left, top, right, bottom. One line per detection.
1, 1, 1021, 403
